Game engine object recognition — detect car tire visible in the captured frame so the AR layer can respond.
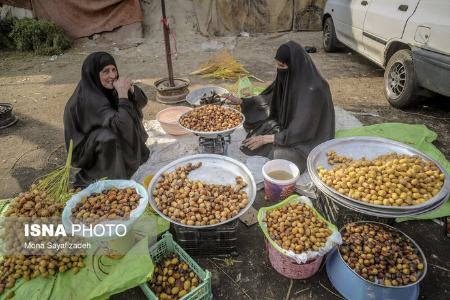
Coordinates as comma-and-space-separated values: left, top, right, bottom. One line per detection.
384, 49, 418, 108
323, 17, 338, 52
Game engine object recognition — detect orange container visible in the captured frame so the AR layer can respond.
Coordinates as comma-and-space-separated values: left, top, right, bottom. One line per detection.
156, 106, 193, 135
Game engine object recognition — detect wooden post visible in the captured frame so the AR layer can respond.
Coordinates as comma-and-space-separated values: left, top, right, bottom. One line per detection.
161, 0, 175, 86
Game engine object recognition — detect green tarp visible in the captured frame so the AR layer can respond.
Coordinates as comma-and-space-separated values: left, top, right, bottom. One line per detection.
0, 213, 170, 300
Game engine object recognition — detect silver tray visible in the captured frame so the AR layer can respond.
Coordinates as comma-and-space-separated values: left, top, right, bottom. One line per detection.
178, 106, 245, 138
316, 173, 449, 214
308, 137, 450, 211
186, 86, 229, 106
319, 179, 448, 218
147, 154, 257, 228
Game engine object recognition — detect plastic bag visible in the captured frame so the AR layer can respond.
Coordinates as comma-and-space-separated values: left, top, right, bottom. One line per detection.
258, 195, 342, 264
62, 180, 148, 241
236, 76, 266, 98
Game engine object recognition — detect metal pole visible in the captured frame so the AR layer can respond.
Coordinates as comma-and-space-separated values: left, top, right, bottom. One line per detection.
161, 0, 175, 87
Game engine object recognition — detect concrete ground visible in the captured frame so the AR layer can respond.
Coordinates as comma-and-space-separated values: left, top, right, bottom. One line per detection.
1, 31, 450, 299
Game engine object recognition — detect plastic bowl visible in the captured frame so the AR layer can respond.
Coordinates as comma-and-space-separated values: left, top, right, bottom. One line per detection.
62, 180, 148, 241
326, 221, 427, 300
156, 106, 193, 136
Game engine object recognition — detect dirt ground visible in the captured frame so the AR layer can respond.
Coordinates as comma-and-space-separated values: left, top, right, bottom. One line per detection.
1, 31, 450, 299
1, 31, 449, 198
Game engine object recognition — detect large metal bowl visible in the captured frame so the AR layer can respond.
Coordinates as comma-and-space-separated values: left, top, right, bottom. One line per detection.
147, 154, 257, 228
318, 180, 448, 218
178, 106, 245, 138
186, 86, 229, 106
308, 137, 450, 211
326, 221, 427, 300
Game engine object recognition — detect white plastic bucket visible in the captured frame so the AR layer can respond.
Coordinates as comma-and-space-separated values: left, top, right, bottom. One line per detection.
262, 159, 300, 201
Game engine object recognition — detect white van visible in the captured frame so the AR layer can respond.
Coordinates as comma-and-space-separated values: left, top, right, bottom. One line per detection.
322, 0, 450, 108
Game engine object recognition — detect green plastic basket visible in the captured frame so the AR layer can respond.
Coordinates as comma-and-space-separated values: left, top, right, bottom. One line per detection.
140, 232, 213, 300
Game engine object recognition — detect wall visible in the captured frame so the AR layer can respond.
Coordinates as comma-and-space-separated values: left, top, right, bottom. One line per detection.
140, 0, 326, 37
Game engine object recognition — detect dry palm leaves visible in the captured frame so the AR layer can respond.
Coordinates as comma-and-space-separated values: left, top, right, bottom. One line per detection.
191, 51, 260, 81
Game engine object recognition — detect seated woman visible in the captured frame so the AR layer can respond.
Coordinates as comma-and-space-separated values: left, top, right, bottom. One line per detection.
64, 52, 150, 187
225, 41, 335, 172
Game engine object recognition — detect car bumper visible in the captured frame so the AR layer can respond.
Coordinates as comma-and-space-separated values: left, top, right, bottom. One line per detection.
412, 47, 450, 97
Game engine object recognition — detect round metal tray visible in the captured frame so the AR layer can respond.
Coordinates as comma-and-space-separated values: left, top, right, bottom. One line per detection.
178, 106, 245, 138
313, 167, 449, 218
147, 154, 257, 228
308, 137, 450, 211
319, 180, 448, 218
186, 86, 229, 106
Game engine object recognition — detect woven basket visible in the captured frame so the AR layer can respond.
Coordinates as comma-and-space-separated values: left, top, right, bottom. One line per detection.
266, 239, 323, 279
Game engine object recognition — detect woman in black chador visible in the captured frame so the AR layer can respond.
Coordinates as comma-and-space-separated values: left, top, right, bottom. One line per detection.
225, 41, 335, 172
64, 52, 150, 187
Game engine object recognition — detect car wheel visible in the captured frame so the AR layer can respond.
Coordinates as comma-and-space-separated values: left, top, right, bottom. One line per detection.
323, 17, 338, 52
384, 49, 418, 108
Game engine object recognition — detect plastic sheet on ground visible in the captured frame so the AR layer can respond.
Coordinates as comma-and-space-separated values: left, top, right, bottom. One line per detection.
0, 211, 170, 300
0, 184, 170, 299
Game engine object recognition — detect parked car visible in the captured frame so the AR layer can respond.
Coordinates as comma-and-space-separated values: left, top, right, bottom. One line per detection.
322, 0, 450, 108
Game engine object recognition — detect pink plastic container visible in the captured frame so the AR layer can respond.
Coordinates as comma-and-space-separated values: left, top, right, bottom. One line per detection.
266, 239, 323, 279
156, 106, 192, 135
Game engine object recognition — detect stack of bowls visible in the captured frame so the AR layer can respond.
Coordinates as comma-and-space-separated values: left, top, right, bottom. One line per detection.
307, 137, 450, 218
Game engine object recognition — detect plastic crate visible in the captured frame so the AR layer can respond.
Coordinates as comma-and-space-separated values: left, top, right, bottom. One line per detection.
140, 232, 212, 300
171, 220, 239, 257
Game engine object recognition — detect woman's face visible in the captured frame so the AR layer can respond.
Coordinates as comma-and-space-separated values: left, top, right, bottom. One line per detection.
99, 64, 118, 89
275, 59, 288, 70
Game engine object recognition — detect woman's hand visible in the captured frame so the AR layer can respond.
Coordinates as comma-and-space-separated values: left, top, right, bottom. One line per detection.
113, 77, 133, 99
242, 135, 274, 150
222, 93, 242, 105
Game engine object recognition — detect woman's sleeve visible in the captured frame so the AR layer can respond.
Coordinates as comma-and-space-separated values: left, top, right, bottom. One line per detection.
274, 96, 324, 146
82, 98, 139, 146
241, 94, 272, 125
130, 86, 148, 110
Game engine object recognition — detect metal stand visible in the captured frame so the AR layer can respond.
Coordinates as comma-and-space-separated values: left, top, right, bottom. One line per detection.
198, 135, 231, 155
